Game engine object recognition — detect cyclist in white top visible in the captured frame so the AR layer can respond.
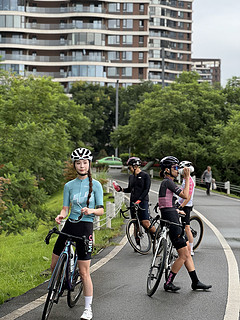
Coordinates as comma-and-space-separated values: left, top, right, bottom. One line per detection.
177, 161, 195, 256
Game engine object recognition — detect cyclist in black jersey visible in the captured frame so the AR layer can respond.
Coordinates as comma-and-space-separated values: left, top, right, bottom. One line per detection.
159, 156, 212, 292
113, 157, 156, 240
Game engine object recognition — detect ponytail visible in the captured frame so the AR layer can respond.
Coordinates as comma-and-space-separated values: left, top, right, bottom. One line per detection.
86, 169, 93, 208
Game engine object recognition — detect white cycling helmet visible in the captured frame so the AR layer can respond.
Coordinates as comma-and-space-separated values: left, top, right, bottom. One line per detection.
71, 147, 93, 162
179, 160, 194, 174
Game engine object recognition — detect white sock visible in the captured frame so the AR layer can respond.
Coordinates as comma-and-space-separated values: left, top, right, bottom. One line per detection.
189, 243, 193, 251
85, 296, 93, 310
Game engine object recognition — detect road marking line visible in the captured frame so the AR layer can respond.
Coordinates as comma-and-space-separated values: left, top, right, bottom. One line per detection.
0, 236, 128, 320
193, 209, 240, 320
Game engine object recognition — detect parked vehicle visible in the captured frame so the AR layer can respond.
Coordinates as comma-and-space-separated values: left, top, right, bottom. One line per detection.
96, 156, 123, 168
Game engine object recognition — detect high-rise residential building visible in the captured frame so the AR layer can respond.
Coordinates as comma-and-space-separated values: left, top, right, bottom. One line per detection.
148, 0, 193, 86
191, 58, 221, 85
0, 0, 193, 90
0, 0, 150, 90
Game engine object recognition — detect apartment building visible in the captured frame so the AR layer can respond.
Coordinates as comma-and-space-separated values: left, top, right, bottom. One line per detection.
149, 0, 193, 86
0, 0, 149, 90
192, 58, 221, 85
0, 0, 193, 89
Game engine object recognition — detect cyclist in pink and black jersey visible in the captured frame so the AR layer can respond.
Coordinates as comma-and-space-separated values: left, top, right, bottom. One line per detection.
158, 156, 211, 292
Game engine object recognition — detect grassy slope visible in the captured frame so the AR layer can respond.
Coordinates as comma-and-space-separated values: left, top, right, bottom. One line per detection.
0, 187, 124, 304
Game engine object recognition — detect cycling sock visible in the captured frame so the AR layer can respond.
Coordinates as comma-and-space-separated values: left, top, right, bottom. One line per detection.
84, 296, 93, 310
166, 271, 177, 285
188, 270, 199, 285
189, 243, 193, 251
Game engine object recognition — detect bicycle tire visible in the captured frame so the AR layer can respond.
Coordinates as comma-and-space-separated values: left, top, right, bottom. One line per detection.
67, 261, 83, 307
190, 215, 204, 251
152, 224, 162, 254
165, 244, 178, 281
42, 253, 67, 320
126, 219, 152, 254
147, 238, 167, 297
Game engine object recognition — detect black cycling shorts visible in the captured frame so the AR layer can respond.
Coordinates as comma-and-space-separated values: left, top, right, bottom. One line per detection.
130, 201, 150, 221
160, 208, 187, 250
181, 206, 193, 225
53, 220, 93, 260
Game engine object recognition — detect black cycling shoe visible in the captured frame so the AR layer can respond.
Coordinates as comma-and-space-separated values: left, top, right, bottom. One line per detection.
164, 282, 181, 292
192, 281, 212, 290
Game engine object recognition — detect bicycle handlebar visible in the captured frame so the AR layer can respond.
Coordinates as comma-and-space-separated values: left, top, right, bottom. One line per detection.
45, 227, 87, 245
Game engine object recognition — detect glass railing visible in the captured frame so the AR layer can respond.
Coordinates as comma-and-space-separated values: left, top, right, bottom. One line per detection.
1, 6, 106, 14
0, 22, 106, 31
0, 38, 105, 47
2, 54, 106, 63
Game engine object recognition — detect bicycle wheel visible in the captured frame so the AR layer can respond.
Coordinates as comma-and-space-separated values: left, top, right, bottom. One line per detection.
147, 238, 167, 297
67, 261, 83, 307
165, 243, 178, 281
42, 254, 67, 320
126, 219, 152, 254
190, 215, 204, 251
152, 224, 162, 254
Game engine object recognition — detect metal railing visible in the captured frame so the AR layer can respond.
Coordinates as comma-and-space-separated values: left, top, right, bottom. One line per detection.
149, 170, 240, 196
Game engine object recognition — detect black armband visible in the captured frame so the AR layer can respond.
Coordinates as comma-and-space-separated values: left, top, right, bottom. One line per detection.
96, 205, 104, 209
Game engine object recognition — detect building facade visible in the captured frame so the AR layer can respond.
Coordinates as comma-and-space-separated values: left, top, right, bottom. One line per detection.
191, 58, 221, 85
0, 0, 194, 90
148, 0, 193, 86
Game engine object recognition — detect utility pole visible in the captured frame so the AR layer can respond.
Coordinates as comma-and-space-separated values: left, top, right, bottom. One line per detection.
162, 47, 165, 88
115, 79, 119, 157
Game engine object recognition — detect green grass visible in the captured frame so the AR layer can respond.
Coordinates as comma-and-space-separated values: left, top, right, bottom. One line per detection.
0, 183, 125, 305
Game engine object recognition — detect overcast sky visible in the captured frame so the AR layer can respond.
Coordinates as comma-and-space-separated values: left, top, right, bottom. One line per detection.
192, 0, 240, 86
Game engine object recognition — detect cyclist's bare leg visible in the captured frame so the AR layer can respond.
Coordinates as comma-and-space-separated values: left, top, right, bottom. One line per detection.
78, 260, 93, 296
141, 220, 156, 234
171, 245, 194, 274
51, 253, 59, 273
185, 225, 193, 254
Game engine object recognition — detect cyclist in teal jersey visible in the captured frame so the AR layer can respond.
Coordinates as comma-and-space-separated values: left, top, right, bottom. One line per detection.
51, 148, 104, 320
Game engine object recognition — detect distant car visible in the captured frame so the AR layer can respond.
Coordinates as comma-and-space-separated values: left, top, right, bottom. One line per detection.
96, 156, 123, 168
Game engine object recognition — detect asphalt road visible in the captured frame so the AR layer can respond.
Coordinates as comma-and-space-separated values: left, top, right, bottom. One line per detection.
0, 169, 239, 320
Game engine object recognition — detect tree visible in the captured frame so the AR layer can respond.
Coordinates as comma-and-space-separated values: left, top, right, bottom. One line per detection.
111, 72, 227, 177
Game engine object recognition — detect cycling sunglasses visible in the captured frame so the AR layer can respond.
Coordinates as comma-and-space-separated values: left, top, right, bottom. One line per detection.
171, 165, 179, 170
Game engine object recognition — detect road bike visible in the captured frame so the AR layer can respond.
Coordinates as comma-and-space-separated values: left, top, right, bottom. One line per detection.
120, 203, 159, 255
147, 217, 184, 297
189, 215, 204, 251
42, 227, 88, 320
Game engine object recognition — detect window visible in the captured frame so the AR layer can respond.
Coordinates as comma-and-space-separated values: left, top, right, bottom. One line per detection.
139, 20, 144, 28
108, 51, 120, 61
139, 52, 144, 60
122, 51, 132, 60
123, 3, 133, 12
123, 19, 133, 29
108, 19, 120, 29
108, 3, 120, 12
108, 67, 119, 77
139, 36, 144, 44
123, 35, 133, 45
139, 4, 144, 12
122, 67, 132, 76
108, 35, 120, 45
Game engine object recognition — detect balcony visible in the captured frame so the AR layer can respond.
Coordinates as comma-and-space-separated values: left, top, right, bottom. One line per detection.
1, 6, 106, 14
0, 38, 105, 47
1, 54, 106, 63
0, 22, 106, 31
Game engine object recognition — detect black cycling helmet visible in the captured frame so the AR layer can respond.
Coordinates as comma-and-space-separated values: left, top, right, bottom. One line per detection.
160, 156, 179, 171
127, 157, 141, 167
